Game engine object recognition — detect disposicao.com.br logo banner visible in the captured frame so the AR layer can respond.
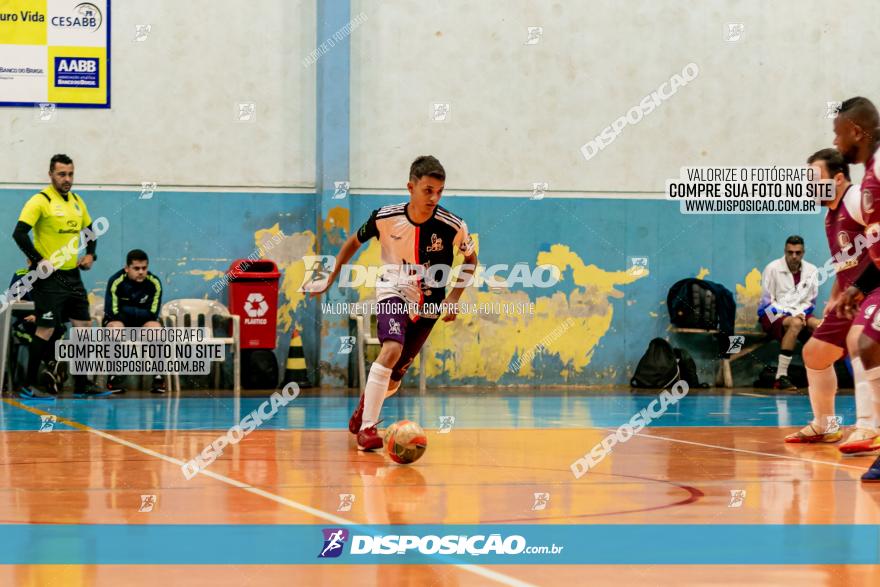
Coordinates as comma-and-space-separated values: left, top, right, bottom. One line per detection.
317, 527, 563, 560
3, 524, 880, 565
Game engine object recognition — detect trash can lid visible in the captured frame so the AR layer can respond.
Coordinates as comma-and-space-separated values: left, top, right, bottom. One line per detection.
228, 259, 281, 280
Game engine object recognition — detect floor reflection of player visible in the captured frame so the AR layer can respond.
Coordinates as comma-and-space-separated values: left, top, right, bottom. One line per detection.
351, 453, 430, 525
352, 456, 453, 585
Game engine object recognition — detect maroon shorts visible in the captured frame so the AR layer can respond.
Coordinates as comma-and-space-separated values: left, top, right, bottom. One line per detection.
759, 313, 816, 343
759, 314, 786, 341
376, 297, 438, 382
858, 289, 880, 344
812, 298, 870, 348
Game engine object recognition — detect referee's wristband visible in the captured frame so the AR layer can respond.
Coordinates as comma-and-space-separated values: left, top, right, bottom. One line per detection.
854, 262, 880, 294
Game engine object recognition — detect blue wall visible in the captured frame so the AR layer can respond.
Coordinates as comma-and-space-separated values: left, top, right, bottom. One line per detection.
1, 187, 831, 386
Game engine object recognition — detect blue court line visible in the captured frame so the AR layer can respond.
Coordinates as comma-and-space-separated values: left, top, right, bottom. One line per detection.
0, 394, 853, 431
1, 524, 878, 564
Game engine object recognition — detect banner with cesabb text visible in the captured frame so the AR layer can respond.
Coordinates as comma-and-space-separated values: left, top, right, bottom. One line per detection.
0, 0, 110, 107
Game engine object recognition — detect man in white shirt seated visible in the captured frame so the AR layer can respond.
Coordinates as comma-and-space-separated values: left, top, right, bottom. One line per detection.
757, 235, 820, 391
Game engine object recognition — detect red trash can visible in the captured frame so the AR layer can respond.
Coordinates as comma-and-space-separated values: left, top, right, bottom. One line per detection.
227, 259, 281, 349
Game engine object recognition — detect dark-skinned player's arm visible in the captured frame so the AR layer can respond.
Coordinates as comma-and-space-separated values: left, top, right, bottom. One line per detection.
838, 218, 880, 318
307, 233, 363, 299
441, 249, 478, 322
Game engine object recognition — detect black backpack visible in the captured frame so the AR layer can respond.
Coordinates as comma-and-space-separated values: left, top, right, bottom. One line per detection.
242, 349, 280, 389
673, 348, 702, 388
668, 279, 717, 330
631, 338, 680, 388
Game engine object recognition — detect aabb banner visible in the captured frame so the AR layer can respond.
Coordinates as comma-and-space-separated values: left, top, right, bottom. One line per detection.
0, 0, 110, 107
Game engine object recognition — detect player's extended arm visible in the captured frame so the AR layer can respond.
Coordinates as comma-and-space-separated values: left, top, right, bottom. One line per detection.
12, 221, 42, 266
446, 251, 477, 303
308, 234, 362, 298
441, 251, 478, 322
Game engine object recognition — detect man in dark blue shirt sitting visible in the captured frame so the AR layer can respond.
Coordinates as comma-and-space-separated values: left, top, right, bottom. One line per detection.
103, 249, 165, 393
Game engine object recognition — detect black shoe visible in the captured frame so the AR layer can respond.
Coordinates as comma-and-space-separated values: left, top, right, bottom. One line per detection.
773, 375, 798, 392
74, 380, 115, 398
150, 376, 166, 394
40, 360, 69, 395
19, 385, 56, 402
38, 366, 60, 395
106, 375, 126, 394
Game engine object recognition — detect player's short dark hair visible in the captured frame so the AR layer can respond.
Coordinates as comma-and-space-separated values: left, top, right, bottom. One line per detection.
785, 235, 804, 247
409, 155, 445, 183
839, 97, 880, 136
126, 249, 149, 265
807, 148, 850, 181
50, 153, 73, 171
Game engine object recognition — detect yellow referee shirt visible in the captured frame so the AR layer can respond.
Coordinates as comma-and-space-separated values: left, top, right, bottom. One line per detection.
18, 185, 93, 271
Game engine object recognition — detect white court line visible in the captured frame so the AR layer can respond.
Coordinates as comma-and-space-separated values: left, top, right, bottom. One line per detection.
4, 399, 535, 587
627, 429, 868, 471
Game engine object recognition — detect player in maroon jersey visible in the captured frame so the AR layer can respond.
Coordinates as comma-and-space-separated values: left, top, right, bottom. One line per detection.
833, 97, 880, 479
785, 148, 878, 450
310, 156, 478, 451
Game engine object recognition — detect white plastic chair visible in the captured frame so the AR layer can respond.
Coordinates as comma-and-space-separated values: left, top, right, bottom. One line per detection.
159, 299, 241, 393
90, 300, 104, 326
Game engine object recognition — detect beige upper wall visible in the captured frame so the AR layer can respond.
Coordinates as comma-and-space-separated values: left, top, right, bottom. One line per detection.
350, 0, 880, 193
6, 1, 877, 191
1, 0, 316, 188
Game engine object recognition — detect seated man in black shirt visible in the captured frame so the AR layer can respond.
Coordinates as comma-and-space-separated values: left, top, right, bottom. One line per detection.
103, 249, 165, 393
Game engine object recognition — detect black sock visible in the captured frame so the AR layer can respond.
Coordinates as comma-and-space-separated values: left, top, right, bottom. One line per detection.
781, 349, 794, 357
42, 337, 57, 363
26, 336, 48, 387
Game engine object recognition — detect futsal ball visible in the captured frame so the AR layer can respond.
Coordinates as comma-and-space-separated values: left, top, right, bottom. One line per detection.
384, 420, 427, 464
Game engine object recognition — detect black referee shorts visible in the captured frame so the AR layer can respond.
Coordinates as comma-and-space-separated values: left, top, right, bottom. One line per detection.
31, 268, 90, 329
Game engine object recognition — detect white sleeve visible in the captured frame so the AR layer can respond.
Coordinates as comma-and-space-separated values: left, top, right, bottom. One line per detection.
456, 222, 475, 256
761, 264, 776, 303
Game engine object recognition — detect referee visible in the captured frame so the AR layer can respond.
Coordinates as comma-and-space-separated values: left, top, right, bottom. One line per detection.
12, 154, 108, 399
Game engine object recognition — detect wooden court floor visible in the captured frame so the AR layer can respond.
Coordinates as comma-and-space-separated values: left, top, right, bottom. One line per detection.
1, 391, 880, 586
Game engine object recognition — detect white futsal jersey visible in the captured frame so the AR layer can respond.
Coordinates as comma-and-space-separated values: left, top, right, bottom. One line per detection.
356, 203, 475, 306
